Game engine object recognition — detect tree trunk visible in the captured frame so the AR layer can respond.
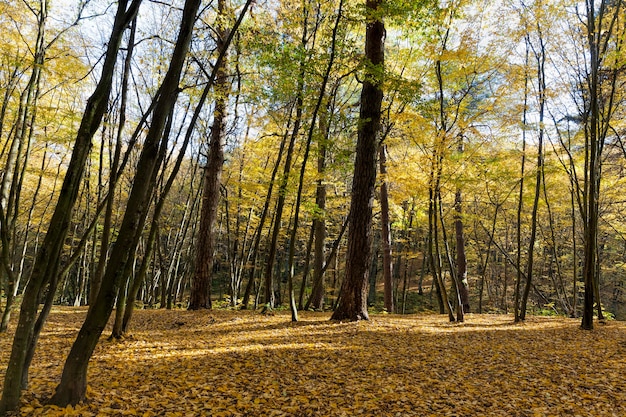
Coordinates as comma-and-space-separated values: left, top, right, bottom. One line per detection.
514, 43, 529, 323
379, 144, 394, 313
91, 17, 137, 306
454, 142, 470, 314
331, 0, 384, 321
189, 0, 231, 310
308, 150, 327, 309
50, 0, 200, 405
0, 1, 141, 413
520, 28, 546, 322
241, 111, 292, 309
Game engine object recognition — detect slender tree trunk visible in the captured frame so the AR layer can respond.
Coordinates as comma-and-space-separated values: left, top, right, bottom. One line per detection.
264, 108, 301, 310
49, 0, 200, 405
308, 154, 327, 309
331, 0, 384, 321
91, 18, 137, 306
264, 1, 314, 311
241, 111, 292, 309
0, 0, 47, 333
437, 190, 461, 322
286, 0, 343, 318
514, 43, 530, 323
0, 2, 142, 413
298, 223, 315, 309
428, 188, 444, 314
307, 100, 334, 310
454, 139, 470, 313
379, 144, 394, 313
520, 30, 546, 322
571, 183, 578, 318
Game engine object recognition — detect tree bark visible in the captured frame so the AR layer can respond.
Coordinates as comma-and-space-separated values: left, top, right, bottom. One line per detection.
454, 143, 470, 314
520, 29, 546, 322
331, 0, 384, 321
0, 1, 141, 413
379, 144, 394, 313
308, 141, 327, 310
189, 0, 231, 310
49, 0, 200, 405
91, 17, 137, 306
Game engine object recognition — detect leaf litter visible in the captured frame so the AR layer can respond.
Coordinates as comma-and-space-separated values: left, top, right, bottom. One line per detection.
1, 307, 626, 416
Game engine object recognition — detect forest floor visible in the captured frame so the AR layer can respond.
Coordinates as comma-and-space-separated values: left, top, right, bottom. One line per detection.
1, 308, 625, 416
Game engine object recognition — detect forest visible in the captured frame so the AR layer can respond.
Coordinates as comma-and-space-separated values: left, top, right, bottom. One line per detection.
0, 0, 625, 413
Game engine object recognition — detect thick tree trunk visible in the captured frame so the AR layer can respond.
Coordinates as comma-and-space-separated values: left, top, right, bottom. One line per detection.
331, 0, 384, 321
189, 0, 231, 310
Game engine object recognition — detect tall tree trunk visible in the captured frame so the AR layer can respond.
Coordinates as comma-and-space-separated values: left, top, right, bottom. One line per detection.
332, 0, 384, 320
579, 0, 623, 329
308, 141, 327, 310
520, 29, 546, 322
514, 43, 530, 324
454, 138, 470, 313
0, 1, 142, 413
264, 105, 301, 310
379, 144, 394, 313
0, 0, 47, 333
91, 17, 137, 306
264, 0, 312, 311
240, 117, 291, 309
286, 0, 343, 318
189, 0, 231, 310
49, 0, 200, 405
437, 189, 461, 322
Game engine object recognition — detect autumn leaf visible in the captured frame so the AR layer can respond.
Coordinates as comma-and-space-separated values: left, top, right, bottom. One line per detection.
1, 307, 626, 416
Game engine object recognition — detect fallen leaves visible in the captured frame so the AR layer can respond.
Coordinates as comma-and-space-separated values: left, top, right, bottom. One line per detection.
1, 308, 625, 416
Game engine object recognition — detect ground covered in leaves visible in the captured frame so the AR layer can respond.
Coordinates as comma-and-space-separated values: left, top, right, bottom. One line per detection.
1, 308, 626, 416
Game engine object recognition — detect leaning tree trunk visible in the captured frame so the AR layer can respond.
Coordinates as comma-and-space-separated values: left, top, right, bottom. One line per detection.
331, 0, 384, 321
91, 17, 137, 306
0, 1, 142, 414
49, 0, 200, 406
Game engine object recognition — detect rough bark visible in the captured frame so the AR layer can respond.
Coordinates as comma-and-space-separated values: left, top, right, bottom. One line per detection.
189, 0, 231, 310
331, 0, 384, 321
